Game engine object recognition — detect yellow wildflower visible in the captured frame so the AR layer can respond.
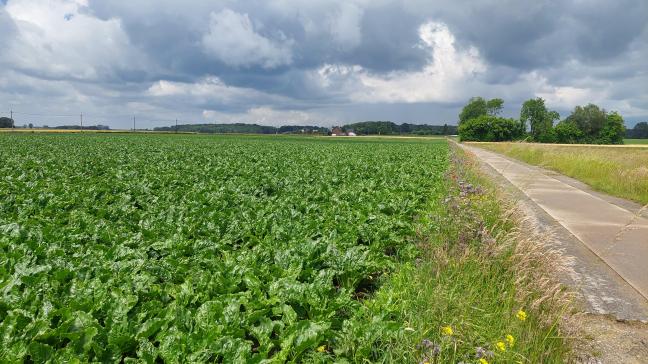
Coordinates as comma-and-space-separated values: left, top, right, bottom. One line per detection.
441, 325, 453, 336
479, 359, 489, 364
516, 309, 527, 321
316, 345, 326, 353
496, 341, 506, 352
506, 334, 515, 347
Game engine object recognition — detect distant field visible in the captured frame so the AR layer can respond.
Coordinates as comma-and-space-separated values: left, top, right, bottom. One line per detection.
0, 128, 196, 134
474, 142, 648, 204
625, 138, 648, 144
0, 128, 450, 138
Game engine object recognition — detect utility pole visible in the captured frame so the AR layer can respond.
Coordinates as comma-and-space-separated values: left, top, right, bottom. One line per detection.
133, 115, 136, 132
80, 113, 83, 131
10, 107, 14, 129
175, 118, 178, 133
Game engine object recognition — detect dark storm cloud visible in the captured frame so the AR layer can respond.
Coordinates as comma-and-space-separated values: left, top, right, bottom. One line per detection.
568, 0, 647, 60
427, 0, 565, 69
85, 1, 430, 91
1, 0, 647, 128
83, 0, 648, 97
338, 4, 428, 72
411, 0, 648, 70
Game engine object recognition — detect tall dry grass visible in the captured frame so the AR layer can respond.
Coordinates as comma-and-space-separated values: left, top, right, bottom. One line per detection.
474, 142, 648, 205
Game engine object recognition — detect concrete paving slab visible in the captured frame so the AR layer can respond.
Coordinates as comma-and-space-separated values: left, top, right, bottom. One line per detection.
463, 144, 648, 314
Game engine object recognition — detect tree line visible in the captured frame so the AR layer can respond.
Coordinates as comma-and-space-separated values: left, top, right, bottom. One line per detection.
458, 97, 630, 144
339, 121, 456, 135
0, 118, 110, 130
4, 113, 644, 139
627, 122, 648, 139
0, 117, 14, 128
153, 122, 457, 135
153, 123, 330, 134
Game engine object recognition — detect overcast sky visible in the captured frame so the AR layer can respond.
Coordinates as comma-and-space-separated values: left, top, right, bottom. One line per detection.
1, 0, 647, 129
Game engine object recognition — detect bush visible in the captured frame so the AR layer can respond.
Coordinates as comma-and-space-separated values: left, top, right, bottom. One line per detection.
554, 121, 584, 144
459, 115, 523, 142
536, 128, 557, 143
597, 112, 625, 144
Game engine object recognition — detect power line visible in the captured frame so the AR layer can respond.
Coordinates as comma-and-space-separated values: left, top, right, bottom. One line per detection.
7, 111, 179, 122
11, 111, 79, 117
5, 107, 196, 129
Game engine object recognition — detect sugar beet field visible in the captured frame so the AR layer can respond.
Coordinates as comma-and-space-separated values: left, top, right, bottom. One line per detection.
1, 134, 566, 363
1, 134, 449, 361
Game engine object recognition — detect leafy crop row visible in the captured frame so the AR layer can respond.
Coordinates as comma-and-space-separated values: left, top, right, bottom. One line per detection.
0, 134, 448, 362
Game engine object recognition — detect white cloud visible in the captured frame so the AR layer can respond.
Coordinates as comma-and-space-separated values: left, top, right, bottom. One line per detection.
521, 71, 618, 113
202, 107, 335, 126
147, 76, 290, 105
147, 77, 245, 98
309, 21, 486, 104
147, 80, 185, 97
3, 0, 147, 81
202, 9, 293, 69
355, 22, 486, 103
538, 85, 604, 109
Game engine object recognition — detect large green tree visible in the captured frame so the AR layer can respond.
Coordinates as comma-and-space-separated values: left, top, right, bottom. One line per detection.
559, 105, 625, 144
565, 104, 607, 139
486, 98, 504, 116
520, 98, 559, 142
458, 97, 504, 124
598, 111, 625, 144
459, 97, 487, 123
554, 120, 584, 144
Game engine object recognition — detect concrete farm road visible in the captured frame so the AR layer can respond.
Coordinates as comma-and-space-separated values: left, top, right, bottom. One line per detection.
462, 143, 648, 321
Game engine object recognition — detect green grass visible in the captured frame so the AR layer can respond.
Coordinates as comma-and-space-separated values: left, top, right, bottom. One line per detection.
367, 144, 570, 363
0, 134, 569, 362
625, 138, 648, 144
475, 142, 648, 205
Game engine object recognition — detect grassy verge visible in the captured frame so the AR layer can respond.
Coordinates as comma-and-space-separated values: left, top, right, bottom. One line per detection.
473, 142, 648, 205
342, 142, 573, 363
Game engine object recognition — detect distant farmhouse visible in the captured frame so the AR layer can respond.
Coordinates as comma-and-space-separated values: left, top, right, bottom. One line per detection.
331, 127, 357, 136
